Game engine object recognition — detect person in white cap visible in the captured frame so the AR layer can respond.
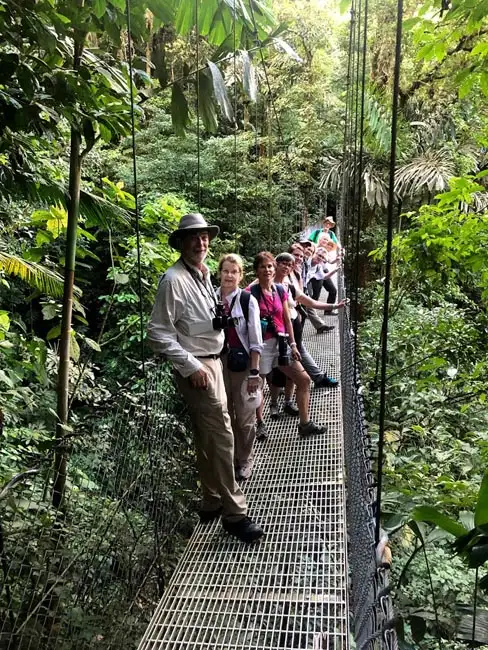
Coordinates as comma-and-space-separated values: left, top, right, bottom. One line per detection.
147, 213, 264, 543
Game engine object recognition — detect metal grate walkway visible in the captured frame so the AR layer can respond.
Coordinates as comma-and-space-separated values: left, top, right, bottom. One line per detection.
138, 315, 349, 650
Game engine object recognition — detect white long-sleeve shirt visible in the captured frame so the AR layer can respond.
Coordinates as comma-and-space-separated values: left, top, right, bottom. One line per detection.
216, 287, 264, 355
147, 259, 224, 377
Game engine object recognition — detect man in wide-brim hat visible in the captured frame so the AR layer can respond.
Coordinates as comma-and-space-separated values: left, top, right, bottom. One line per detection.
147, 213, 264, 544
308, 215, 338, 246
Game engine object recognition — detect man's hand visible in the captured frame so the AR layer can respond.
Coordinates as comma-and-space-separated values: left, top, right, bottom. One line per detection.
189, 367, 209, 389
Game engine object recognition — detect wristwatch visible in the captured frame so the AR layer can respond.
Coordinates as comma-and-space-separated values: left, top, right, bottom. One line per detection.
249, 368, 259, 376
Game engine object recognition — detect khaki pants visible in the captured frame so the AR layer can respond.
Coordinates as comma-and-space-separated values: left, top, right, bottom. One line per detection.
222, 356, 256, 467
174, 358, 247, 523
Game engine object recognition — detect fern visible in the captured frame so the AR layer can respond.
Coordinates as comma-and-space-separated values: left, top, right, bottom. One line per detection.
0, 250, 82, 300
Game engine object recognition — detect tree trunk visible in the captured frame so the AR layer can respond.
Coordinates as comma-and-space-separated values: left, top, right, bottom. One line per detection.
52, 35, 85, 509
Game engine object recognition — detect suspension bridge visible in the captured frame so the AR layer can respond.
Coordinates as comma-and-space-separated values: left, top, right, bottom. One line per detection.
0, 0, 405, 643
139, 297, 396, 649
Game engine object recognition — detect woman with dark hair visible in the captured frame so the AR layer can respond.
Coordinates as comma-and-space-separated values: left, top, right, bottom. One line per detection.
248, 251, 326, 438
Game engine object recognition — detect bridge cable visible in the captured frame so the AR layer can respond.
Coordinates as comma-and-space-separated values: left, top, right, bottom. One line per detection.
125, 0, 164, 591
349, 0, 362, 312
196, 0, 201, 210
353, 0, 369, 378
339, 1, 355, 257
233, 0, 238, 232
375, 0, 404, 544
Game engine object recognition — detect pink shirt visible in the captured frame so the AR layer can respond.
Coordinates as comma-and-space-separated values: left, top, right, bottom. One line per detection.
246, 284, 288, 339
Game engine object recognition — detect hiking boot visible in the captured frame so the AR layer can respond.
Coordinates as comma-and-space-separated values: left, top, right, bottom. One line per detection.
298, 421, 327, 437
222, 516, 264, 543
238, 459, 254, 481
255, 420, 268, 441
315, 376, 339, 389
269, 403, 281, 419
198, 506, 223, 523
283, 402, 299, 416
317, 324, 334, 334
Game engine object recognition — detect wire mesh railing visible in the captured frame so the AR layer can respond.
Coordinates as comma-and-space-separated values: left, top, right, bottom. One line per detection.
1, 286, 398, 650
339, 283, 398, 650
0, 362, 197, 650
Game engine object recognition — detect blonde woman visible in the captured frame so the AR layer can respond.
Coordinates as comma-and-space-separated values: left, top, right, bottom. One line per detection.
217, 254, 263, 481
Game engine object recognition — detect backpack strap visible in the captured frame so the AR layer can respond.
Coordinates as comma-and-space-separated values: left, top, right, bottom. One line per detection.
249, 283, 261, 303
275, 283, 286, 302
239, 289, 251, 323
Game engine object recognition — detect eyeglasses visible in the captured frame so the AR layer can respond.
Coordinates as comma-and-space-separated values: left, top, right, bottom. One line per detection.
277, 260, 293, 266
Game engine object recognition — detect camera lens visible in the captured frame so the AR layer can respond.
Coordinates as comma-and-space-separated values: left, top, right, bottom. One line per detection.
277, 333, 290, 366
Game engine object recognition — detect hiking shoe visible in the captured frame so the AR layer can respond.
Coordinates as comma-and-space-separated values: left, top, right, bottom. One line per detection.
198, 506, 223, 523
317, 324, 334, 334
255, 420, 268, 441
298, 421, 327, 437
222, 516, 264, 543
238, 459, 254, 481
315, 376, 339, 389
283, 402, 299, 416
269, 403, 281, 419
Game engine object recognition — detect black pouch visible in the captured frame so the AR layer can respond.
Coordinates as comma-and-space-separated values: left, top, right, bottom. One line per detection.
227, 347, 249, 372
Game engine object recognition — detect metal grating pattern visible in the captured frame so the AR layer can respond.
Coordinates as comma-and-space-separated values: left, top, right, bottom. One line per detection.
138, 315, 349, 650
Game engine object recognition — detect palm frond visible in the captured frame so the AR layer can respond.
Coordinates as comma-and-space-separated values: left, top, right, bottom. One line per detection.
319, 154, 357, 193
22, 180, 132, 229
0, 251, 82, 300
364, 94, 391, 154
363, 164, 389, 208
395, 148, 455, 199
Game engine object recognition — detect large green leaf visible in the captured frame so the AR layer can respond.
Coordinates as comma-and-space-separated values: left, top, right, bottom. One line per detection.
171, 82, 190, 136
207, 60, 234, 121
147, 0, 175, 24
272, 37, 303, 63
241, 50, 257, 102
197, 70, 218, 132
174, 0, 195, 36
467, 541, 488, 568
411, 506, 468, 538
475, 471, 488, 527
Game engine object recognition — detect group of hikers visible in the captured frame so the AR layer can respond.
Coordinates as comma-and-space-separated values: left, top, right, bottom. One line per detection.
147, 213, 344, 543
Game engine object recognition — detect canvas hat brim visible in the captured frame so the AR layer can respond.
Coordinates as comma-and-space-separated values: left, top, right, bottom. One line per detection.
168, 224, 220, 250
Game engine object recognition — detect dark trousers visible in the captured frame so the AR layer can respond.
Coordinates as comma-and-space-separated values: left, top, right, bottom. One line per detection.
309, 277, 337, 304
322, 277, 337, 304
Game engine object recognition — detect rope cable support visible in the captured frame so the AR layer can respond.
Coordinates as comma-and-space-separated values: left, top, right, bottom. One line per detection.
375, 0, 404, 545
353, 0, 369, 376
125, 0, 164, 587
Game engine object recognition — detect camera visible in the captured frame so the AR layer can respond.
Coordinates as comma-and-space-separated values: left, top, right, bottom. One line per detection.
212, 302, 229, 330
277, 332, 290, 366
260, 315, 276, 336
